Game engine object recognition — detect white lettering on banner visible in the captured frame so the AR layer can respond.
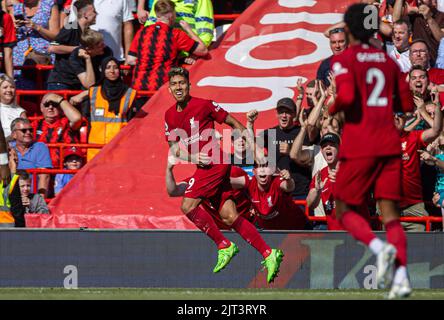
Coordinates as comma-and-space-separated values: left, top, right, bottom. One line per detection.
225, 29, 330, 69
363, 265, 377, 289
63, 265, 78, 289
279, 0, 317, 8
260, 12, 343, 25
301, 239, 343, 289
197, 76, 306, 112
338, 245, 374, 289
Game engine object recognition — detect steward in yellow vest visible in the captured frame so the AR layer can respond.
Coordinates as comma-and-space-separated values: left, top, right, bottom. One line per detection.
0, 174, 24, 227
146, 0, 214, 46
86, 57, 141, 161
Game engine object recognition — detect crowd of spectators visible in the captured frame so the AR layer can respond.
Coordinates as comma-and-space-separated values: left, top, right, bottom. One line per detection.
1, 0, 443, 232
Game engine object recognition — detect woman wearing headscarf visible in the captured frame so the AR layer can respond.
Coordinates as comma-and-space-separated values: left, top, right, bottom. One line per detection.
69, 57, 144, 161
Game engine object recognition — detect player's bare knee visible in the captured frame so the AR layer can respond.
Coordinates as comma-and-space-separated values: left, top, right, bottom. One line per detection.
221, 212, 238, 226
219, 200, 239, 226
181, 199, 199, 215
378, 199, 400, 224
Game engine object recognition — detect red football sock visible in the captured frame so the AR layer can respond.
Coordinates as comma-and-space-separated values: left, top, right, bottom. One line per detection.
385, 219, 407, 267
231, 216, 271, 258
186, 207, 230, 249
340, 210, 376, 246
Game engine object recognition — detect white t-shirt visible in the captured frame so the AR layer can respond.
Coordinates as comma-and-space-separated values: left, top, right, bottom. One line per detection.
90, 0, 134, 61
386, 43, 411, 73
0, 103, 26, 137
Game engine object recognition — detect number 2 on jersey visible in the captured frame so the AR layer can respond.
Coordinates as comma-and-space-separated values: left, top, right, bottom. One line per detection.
366, 68, 388, 107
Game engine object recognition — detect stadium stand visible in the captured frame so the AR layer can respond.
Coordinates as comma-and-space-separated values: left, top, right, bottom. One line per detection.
4, 0, 442, 232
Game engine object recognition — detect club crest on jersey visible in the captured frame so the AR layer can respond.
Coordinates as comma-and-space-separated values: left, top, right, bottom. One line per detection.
401, 141, 407, 151
189, 117, 197, 129
267, 196, 273, 208
332, 62, 348, 76
212, 101, 221, 112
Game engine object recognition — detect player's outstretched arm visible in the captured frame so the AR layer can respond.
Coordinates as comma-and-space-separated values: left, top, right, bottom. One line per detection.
165, 156, 188, 197
225, 114, 246, 132
230, 176, 247, 190
168, 141, 211, 166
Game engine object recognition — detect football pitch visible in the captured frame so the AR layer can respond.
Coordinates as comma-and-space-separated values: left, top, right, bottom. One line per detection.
0, 288, 443, 300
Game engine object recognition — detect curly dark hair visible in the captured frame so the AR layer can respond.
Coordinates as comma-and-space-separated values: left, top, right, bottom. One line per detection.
168, 67, 190, 82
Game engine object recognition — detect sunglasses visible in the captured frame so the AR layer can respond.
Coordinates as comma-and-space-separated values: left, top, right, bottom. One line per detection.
43, 101, 59, 108
15, 128, 33, 133
329, 28, 345, 35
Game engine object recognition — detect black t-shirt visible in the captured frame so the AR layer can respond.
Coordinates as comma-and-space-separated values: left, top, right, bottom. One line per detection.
316, 56, 331, 87
47, 27, 82, 84
261, 125, 312, 197
10, 182, 25, 227
60, 45, 113, 88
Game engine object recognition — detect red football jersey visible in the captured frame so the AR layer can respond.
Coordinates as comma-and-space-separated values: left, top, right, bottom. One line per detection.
245, 175, 306, 230
165, 97, 228, 163
400, 130, 426, 208
309, 167, 343, 230
228, 166, 252, 217
329, 43, 413, 159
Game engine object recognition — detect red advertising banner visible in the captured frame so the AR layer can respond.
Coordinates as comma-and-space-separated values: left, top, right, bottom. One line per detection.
26, 0, 351, 229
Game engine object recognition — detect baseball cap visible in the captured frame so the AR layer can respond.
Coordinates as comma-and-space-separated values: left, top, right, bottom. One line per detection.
320, 132, 340, 147
276, 97, 296, 113
63, 146, 85, 161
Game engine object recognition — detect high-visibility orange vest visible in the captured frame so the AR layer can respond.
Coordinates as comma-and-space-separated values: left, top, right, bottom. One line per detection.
0, 174, 19, 228
87, 86, 137, 161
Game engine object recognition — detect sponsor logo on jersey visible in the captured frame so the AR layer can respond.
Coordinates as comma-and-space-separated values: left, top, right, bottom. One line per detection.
401, 141, 407, 151
267, 195, 273, 208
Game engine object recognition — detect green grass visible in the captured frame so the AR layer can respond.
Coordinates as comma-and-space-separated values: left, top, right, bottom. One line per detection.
0, 288, 443, 300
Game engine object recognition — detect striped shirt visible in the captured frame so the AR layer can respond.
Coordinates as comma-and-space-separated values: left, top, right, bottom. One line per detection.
31, 118, 80, 168
128, 22, 198, 91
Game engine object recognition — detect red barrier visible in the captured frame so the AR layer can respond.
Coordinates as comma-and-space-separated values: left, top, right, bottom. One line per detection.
293, 200, 442, 231
16, 89, 155, 106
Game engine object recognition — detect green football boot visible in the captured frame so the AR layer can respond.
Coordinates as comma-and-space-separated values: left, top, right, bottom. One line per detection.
213, 242, 239, 273
261, 249, 284, 283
